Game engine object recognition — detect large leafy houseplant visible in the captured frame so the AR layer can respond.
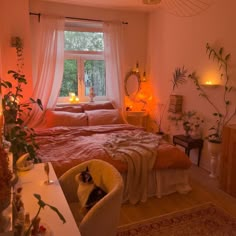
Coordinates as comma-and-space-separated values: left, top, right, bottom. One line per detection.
188, 43, 236, 143
0, 37, 43, 164
1, 71, 43, 163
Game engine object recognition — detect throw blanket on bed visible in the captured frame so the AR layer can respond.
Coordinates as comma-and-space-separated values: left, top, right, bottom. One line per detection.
103, 132, 159, 204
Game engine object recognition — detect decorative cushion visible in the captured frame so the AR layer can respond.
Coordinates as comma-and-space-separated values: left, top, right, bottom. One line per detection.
55, 106, 84, 113
83, 102, 114, 111
85, 109, 123, 126
45, 110, 88, 127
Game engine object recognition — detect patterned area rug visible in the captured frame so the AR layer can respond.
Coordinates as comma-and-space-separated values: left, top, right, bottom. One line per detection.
117, 203, 236, 236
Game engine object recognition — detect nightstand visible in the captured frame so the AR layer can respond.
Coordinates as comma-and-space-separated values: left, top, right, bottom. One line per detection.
173, 135, 204, 166
126, 111, 148, 129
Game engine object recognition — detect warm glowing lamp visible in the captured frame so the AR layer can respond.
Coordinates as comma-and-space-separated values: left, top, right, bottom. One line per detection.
205, 81, 213, 85
69, 92, 79, 104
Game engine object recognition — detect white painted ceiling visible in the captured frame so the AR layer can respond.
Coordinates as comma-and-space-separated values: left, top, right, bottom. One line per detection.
41, 0, 161, 12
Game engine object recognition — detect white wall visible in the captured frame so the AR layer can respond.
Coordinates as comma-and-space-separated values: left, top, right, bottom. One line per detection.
147, 0, 236, 170
0, 0, 33, 99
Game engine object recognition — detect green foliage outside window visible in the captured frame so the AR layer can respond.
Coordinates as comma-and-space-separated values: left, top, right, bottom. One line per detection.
60, 60, 78, 97
59, 29, 106, 98
64, 31, 104, 51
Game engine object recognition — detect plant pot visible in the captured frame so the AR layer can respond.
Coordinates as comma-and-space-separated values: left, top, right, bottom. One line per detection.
208, 141, 222, 178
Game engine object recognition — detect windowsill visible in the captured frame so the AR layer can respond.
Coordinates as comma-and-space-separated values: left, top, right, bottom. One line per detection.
56, 100, 110, 106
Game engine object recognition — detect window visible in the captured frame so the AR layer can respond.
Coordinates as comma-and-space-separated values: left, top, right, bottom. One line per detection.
58, 21, 106, 103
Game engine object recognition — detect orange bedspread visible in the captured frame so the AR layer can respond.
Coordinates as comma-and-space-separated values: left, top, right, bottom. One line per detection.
35, 124, 192, 177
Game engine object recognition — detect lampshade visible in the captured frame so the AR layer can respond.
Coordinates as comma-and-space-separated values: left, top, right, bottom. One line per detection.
162, 0, 214, 17
143, 0, 214, 17
143, 0, 162, 5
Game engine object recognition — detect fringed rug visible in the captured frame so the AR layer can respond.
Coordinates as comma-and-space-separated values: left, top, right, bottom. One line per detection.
117, 203, 236, 236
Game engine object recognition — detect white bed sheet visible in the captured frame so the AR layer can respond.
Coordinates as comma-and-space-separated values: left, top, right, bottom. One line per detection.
122, 168, 191, 203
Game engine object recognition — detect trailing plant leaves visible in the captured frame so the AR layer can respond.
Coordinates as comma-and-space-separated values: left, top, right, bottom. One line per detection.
33, 194, 66, 224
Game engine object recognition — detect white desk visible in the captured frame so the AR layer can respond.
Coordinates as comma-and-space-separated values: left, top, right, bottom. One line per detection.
16, 163, 81, 236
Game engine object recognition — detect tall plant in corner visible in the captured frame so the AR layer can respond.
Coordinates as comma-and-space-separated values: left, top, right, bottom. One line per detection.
0, 37, 43, 164
188, 43, 236, 143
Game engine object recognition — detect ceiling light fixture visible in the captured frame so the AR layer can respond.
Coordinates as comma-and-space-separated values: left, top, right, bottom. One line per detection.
143, 0, 215, 17
143, 0, 162, 5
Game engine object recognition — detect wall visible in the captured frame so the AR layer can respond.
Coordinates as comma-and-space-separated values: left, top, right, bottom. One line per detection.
0, 0, 33, 100
147, 0, 236, 170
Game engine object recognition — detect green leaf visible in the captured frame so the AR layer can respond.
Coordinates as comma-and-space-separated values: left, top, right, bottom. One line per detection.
33, 194, 66, 224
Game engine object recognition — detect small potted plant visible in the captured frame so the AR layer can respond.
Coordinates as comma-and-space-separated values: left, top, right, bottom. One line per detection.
168, 110, 204, 138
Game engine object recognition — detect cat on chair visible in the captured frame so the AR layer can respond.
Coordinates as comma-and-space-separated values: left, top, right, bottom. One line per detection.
75, 166, 107, 216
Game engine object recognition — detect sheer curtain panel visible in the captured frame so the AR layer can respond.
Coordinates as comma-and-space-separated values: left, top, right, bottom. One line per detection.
28, 15, 64, 127
103, 22, 125, 111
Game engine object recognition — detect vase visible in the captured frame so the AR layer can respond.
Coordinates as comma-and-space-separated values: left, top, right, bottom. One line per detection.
208, 141, 222, 178
89, 87, 96, 102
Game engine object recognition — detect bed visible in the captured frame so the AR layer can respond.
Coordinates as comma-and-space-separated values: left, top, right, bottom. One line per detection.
35, 102, 192, 204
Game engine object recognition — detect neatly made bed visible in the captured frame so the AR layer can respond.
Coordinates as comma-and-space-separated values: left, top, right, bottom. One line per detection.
35, 102, 192, 204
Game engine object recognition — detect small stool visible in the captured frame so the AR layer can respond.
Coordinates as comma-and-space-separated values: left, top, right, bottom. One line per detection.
173, 135, 204, 166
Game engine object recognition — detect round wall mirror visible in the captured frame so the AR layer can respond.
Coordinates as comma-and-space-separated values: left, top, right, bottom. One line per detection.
124, 71, 141, 97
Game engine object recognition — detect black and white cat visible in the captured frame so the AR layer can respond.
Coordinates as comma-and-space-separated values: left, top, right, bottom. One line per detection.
75, 167, 107, 214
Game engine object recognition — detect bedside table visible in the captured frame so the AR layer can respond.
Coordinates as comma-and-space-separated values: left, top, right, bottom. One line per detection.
126, 111, 148, 129
173, 135, 204, 166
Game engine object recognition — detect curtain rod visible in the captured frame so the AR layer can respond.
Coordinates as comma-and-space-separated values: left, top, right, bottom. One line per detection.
29, 12, 128, 25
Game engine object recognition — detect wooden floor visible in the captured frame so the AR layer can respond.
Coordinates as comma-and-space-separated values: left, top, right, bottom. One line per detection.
119, 165, 236, 226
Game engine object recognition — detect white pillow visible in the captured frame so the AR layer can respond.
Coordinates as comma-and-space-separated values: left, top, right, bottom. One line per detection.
85, 109, 123, 126
45, 110, 88, 127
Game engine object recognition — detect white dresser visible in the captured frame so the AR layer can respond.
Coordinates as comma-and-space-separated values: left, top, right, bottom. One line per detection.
15, 163, 81, 236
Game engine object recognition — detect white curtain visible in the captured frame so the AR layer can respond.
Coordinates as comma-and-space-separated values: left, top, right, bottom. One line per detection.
28, 15, 64, 127
103, 22, 125, 111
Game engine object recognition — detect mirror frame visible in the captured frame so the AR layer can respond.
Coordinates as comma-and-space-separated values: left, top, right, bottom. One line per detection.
124, 71, 141, 97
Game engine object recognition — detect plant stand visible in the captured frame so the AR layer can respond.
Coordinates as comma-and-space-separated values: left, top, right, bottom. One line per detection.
208, 142, 222, 178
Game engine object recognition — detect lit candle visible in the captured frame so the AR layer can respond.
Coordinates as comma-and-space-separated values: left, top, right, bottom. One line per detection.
206, 81, 213, 85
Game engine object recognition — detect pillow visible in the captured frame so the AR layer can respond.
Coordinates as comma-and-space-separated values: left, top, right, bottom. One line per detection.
85, 109, 123, 126
55, 105, 84, 113
82, 102, 114, 111
45, 110, 88, 127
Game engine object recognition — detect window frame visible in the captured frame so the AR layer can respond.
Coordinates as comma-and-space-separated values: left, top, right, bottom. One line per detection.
57, 21, 107, 104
